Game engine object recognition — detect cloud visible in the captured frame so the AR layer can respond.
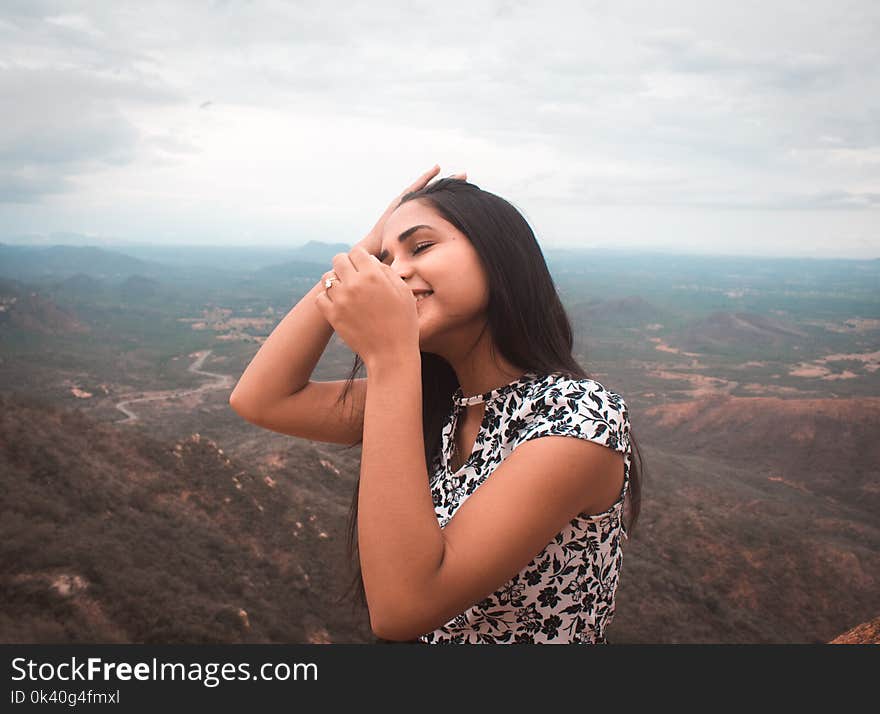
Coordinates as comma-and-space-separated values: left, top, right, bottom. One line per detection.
0, 0, 877, 256
640, 25, 848, 102
0, 170, 75, 203
44, 13, 105, 38
0, 54, 184, 203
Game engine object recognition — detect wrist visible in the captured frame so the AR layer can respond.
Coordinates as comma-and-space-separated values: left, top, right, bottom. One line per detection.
363, 344, 421, 376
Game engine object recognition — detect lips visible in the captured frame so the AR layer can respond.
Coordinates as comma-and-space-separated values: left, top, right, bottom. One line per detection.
414, 291, 434, 303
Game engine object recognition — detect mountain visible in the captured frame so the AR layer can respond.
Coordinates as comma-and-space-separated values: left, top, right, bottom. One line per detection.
119, 275, 161, 301
0, 244, 242, 290
2, 385, 876, 644
0, 244, 163, 283
606, 393, 880, 644
576, 295, 669, 328
288, 240, 352, 264
639, 394, 880, 516
90, 241, 351, 273
253, 259, 332, 282
0, 392, 373, 644
49, 273, 109, 301
673, 311, 809, 353
252, 242, 357, 282
0, 281, 90, 335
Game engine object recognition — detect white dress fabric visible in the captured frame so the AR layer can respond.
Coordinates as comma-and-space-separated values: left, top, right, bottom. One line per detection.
418, 370, 632, 644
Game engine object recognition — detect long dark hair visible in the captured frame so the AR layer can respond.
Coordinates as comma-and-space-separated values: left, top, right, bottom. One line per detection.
330, 177, 645, 616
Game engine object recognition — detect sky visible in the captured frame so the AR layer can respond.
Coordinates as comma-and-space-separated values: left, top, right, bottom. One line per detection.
1, 0, 878, 259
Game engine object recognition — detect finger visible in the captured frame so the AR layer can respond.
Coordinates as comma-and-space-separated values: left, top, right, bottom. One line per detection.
331, 250, 357, 280
417, 164, 441, 183
427, 170, 464, 187
375, 259, 411, 295
348, 244, 382, 274
315, 288, 334, 314
319, 273, 339, 302
405, 164, 440, 193
320, 269, 338, 285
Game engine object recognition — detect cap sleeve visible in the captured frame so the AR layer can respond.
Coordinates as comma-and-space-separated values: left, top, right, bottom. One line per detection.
512, 377, 630, 454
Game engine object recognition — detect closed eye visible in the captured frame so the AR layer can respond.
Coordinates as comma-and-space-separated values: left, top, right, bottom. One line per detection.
380, 241, 434, 265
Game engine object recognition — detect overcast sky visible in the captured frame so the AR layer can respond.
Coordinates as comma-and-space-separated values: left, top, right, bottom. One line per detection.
1, 0, 878, 258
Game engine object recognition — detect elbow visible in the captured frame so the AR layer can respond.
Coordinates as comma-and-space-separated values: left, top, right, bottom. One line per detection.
369, 602, 429, 642
228, 392, 256, 421
370, 620, 393, 641
369, 608, 398, 641
371, 617, 420, 643
367, 561, 448, 641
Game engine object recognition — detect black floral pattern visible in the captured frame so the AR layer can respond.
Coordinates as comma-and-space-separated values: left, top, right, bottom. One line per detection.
420, 372, 632, 645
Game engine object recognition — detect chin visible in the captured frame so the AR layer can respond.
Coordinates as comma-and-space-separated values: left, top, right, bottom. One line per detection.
417, 329, 439, 353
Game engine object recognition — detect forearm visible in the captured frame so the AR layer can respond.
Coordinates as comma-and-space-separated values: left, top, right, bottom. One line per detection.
358, 349, 445, 634
230, 277, 335, 409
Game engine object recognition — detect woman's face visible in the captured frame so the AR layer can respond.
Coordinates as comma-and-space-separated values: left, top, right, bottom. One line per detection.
378, 198, 490, 354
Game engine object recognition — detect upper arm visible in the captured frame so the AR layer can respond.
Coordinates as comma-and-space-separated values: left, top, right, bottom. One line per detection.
230, 378, 367, 445
379, 434, 625, 640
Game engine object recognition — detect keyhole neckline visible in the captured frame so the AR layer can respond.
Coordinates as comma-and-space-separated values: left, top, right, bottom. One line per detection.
451, 370, 541, 407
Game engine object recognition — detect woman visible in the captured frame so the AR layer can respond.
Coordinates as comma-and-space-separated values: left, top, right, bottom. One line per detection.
230, 165, 644, 644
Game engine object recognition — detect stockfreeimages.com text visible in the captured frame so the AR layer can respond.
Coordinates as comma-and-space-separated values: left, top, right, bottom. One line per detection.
11, 657, 317, 688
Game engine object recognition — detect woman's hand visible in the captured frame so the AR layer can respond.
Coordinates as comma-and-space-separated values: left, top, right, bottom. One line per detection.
315, 245, 420, 366
356, 164, 468, 257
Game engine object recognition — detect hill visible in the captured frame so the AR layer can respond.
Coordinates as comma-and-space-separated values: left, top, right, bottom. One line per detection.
640, 394, 880, 516
0, 392, 372, 644
0, 281, 90, 335
574, 295, 669, 329
673, 311, 809, 353
607, 393, 879, 643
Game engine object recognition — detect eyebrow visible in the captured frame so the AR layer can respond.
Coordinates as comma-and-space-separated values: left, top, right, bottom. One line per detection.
378, 225, 435, 263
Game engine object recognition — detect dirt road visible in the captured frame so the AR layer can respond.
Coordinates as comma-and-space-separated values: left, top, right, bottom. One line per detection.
115, 349, 234, 423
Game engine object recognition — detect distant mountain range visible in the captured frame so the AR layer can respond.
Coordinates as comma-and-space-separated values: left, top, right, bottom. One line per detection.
0, 241, 350, 293
0, 240, 351, 277
575, 295, 670, 328
0, 244, 163, 283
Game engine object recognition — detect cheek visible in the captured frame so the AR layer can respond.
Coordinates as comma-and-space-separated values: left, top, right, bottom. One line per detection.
419, 249, 489, 317
437, 252, 486, 292
454, 262, 490, 309
418, 282, 488, 324
458, 283, 489, 313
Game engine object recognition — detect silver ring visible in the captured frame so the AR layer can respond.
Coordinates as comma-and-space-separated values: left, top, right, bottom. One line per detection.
324, 275, 338, 289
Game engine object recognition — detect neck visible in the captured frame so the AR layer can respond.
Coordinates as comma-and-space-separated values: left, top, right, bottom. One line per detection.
435, 325, 526, 399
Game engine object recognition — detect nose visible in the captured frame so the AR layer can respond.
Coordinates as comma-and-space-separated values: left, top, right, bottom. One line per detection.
389, 256, 415, 282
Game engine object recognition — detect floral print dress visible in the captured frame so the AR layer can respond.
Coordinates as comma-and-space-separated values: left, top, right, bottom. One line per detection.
418, 371, 633, 644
